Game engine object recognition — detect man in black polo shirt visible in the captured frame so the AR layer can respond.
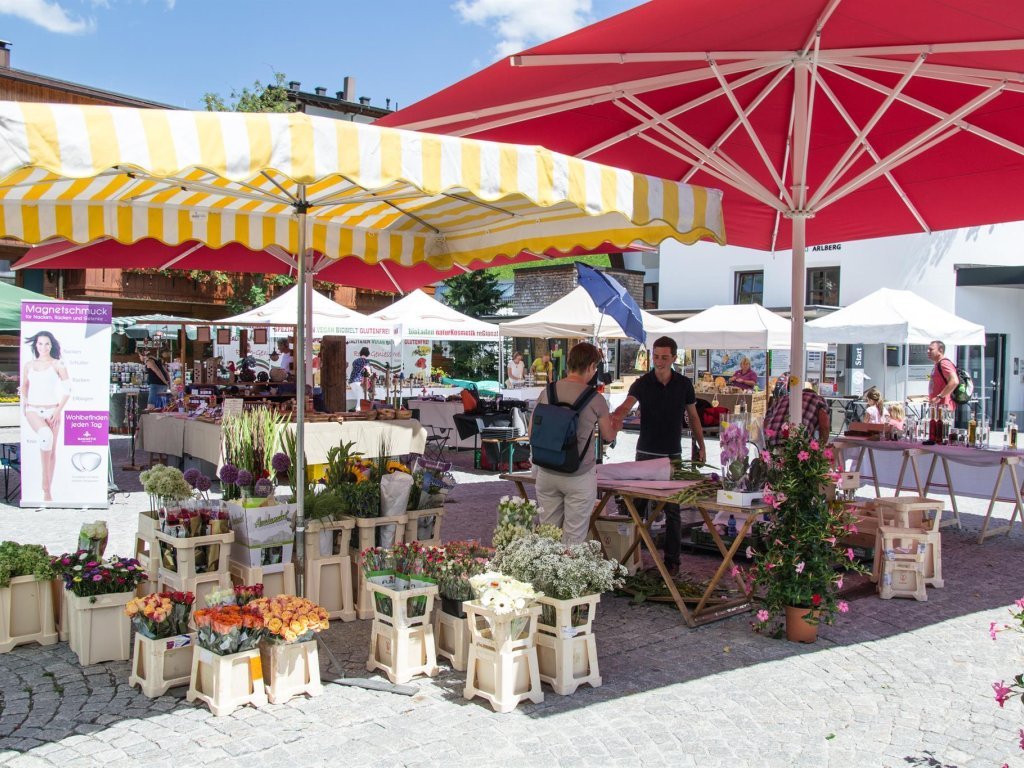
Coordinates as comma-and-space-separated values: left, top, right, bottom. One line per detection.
612, 336, 706, 574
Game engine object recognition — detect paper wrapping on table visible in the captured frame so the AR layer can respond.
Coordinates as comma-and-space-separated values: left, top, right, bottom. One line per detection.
380, 472, 413, 518
187, 514, 201, 537
596, 458, 672, 482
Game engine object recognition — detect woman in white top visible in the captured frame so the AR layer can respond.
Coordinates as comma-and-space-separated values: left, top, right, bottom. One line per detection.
507, 351, 526, 387
862, 386, 886, 424
276, 339, 294, 380
22, 331, 71, 502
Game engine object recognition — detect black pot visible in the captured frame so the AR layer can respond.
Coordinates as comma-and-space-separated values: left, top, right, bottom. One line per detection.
440, 597, 467, 618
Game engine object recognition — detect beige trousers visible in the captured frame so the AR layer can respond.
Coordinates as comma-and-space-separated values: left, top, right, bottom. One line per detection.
535, 466, 596, 544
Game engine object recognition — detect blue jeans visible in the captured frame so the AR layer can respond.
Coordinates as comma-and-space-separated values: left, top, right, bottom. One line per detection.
147, 385, 167, 409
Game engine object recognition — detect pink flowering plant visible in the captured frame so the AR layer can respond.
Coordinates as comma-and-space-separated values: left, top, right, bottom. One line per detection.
990, 596, 1024, 757
745, 424, 867, 633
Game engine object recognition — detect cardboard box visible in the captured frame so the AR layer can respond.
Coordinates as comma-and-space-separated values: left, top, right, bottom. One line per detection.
717, 489, 764, 507
595, 517, 641, 575
227, 501, 296, 573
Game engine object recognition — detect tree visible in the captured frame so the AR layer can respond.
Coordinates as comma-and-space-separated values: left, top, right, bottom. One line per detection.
444, 271, 505, 316
203, 71, 297, 114
201, 72, 297, 312
443, 271, 506, 380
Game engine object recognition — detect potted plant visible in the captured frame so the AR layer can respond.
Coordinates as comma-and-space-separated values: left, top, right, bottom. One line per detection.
490, 533, 626, 695
745, 424, 868, 643
0, 541, 58, 653
186, 599, 267, 716
430, 541, 494, 671
221, 407, 285, 501
57, 553, 148, 665
463, 571, 544, 713
361, 542, 441, 683
126, 590, 196, 697
250, 595, 329, 704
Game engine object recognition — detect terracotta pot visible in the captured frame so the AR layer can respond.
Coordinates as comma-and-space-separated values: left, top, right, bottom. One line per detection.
784, 605, 820, 644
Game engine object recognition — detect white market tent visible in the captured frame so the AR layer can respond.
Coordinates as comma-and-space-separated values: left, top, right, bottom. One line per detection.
370, 289, 498, 341
805, 288, 985, 347
806, 287, 986, 416
499, 286, 673, 340
217, 286, 396, 339
665, 303, 825, 350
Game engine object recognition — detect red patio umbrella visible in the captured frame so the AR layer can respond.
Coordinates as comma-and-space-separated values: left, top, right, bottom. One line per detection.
15, 238, 651, 295
381, 0, 1024, 416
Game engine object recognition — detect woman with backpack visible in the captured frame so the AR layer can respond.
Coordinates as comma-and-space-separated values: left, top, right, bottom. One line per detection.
529, 342, 619, 544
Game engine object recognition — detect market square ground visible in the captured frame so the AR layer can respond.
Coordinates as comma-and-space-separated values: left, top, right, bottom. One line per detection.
0, 434, 1021, 767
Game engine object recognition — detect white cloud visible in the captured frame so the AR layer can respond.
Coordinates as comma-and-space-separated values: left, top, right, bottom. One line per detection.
0, 0, 95, 33
453, 0, 593, 59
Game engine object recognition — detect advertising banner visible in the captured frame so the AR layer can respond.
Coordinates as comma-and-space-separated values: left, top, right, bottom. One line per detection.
20, 301, 112, 508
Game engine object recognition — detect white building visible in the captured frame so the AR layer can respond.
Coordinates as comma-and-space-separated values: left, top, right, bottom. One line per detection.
637, 223, 1024, 426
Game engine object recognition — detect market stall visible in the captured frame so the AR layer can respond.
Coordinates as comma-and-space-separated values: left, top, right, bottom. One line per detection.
499, 286, 673, 341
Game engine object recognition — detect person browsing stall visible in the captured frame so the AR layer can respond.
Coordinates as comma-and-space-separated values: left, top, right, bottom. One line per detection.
763, 381, 831, 447
862, 386, 885, 424
611, 336, 706, 574
729, 357, 758, 391
530, 342, 619, 544
927, 339, 959, 409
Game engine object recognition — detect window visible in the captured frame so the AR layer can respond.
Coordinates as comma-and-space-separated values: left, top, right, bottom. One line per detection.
806, 266, 840, 306
643, 282, 658, 309
734, 270, 763, 304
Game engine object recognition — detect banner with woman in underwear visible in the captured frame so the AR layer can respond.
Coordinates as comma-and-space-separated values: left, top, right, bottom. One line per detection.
20, 301, 112, 508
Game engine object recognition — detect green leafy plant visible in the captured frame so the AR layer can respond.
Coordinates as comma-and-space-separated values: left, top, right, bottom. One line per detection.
0, 541, 55, 588
222, 407, 285, 500
743, 424, 868, 632
308, 491, 347, 522
323, 441, 361, 489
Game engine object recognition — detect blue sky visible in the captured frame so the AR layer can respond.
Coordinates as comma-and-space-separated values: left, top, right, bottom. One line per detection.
0, 0, 641, 111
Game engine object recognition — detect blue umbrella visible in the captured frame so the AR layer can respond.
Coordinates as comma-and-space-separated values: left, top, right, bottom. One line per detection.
575, 263, 646, 345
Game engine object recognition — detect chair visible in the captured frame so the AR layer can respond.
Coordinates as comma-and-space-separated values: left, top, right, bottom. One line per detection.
1, 444, 20, 502
424, 425, 451, 462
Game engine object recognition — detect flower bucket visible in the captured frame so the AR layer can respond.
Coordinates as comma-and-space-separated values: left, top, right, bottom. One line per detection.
535, 594, 602, 696
129, 632, 195, 698
463, 602, 543, 713
67, 591, 134, 665
784, 605, 820, 644
0, 575, 58, 654
260, 639, 322, 704
186, 646, 267, 717
434, 607, 470, 672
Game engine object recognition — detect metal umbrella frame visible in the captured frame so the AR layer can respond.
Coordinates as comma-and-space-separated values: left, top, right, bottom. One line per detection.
382, 0, 1024, 422
0, 101, 725, 594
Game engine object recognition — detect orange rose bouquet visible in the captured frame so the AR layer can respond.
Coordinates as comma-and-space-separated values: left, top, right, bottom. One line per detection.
124, 591, 195, 639
249, 596, 329, 645
192, 604, 264, 655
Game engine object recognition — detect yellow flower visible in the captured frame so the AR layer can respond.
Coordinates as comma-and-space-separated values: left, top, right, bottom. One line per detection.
283, 629, 298, 643
267, 617, 284, 633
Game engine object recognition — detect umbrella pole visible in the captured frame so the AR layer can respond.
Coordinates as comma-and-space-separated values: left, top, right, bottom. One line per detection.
294, 193, 308, 598
789, 214, 808, 424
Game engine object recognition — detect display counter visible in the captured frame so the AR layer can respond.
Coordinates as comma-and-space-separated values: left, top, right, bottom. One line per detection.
139, 413, 427, 470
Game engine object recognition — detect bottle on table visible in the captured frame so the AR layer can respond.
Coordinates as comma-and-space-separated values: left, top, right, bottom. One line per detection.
1009, 414, 1018, 449
727, 514, 737, 538
968, 414, 977, 447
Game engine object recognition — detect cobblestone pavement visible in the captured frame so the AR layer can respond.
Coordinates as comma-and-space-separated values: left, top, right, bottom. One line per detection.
0, 436, 1022, 767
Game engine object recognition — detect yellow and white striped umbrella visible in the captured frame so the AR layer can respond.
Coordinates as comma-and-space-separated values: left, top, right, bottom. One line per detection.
0, 101, 724, 266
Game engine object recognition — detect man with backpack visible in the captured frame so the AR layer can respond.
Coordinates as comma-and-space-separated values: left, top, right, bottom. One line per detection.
529, 342, 619, 544
927, 340, 960, 409
611, 336, 706, 575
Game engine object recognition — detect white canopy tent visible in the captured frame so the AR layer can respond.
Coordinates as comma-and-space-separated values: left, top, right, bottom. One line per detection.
370, 289, 498, 341
217, 286, 396, 340
665, 303, 826, 351
806, 288, 986, 419
499, 286, 673, 340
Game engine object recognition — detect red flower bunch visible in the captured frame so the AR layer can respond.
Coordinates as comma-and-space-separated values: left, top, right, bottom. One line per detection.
124, 591, 195, 639
233, 583, 264, 605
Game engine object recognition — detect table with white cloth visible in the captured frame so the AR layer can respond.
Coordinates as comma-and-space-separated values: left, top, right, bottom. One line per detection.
139, 413, 427, 469
833, 436, 1024, 542
499, 471, 755, 627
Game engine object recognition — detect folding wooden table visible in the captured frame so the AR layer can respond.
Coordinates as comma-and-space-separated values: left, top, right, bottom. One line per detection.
499, 472, 757, 627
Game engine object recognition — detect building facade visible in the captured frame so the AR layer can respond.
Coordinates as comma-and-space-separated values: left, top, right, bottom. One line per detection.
647, 223, 1024, 426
